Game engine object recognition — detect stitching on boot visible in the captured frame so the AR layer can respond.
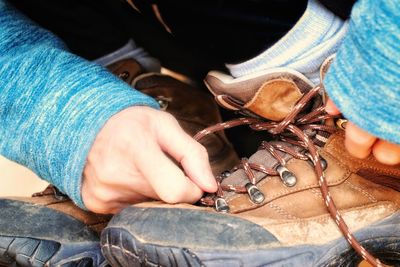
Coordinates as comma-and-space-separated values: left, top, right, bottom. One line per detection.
268, 202, 298, 220
344, 180, 378, 203
310, 188, 323, 199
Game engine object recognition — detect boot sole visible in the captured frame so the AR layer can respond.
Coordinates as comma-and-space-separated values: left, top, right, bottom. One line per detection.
101, 207, 400, 267
0, 237, 107, 267
0, 199, 107, 267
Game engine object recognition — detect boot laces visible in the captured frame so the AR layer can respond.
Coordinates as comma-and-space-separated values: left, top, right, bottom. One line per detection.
194, 84, 386, 267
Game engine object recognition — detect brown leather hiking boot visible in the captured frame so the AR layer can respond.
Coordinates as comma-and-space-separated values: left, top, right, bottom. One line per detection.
100, 61, 400, 267
0, 186, 110, 267
108, 59, 239, 176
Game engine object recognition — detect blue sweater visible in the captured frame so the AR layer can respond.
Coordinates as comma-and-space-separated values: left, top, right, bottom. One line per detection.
0, 0, 398, 208
0, 0, 158, 208
324, 0, 400, 144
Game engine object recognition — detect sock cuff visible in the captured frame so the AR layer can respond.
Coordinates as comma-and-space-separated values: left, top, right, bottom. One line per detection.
227, 0, 348, 84
94, 39, 161, 73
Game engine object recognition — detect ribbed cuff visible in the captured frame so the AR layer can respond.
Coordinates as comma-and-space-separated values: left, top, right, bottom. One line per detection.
324, 0, 400, 144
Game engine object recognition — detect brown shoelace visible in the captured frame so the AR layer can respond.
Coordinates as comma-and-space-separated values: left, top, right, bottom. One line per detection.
194, 85, 386, 267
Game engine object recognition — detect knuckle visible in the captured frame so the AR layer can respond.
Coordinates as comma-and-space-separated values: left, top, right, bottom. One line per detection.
98, 166, 118, 184
83, 197, 111, 214
192, 144, 209, 159
160, 111, 178, 124
97, 175, 111, 185
159, 186, 187, 204
373, 148, 399, 165
91, 186, 115, 203
160, 184, 203, 204
160, 191, 183, 204
346, 127, 374, 146
90, 205, 113, 215
189, 189, 204, 203
197, 144, 207, 155
346, 131, 362, 144
351, 135, 373, 146
345, 139, 370, 159
198, 144, 208, 156
162, 111, 175, 120
373, 153, 387, 164
346, 146, 369, 159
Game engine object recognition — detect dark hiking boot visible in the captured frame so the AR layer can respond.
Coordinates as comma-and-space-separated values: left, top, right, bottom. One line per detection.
106, 58, 144, 85
0, 186, 110, 267
107, 59, 239, 176
100, 61, 400, 267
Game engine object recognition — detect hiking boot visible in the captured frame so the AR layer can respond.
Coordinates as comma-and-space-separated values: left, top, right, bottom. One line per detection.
106, 58, 144, 85
0, 186, 110, 267
107, 59, 239, 175
100, 61, 400, 267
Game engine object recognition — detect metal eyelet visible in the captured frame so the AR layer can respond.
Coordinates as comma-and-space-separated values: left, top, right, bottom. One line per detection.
118, 71, 130, 81
215, 197, 230, 213
320, 156, 328, 170
305, 152, 328, 171
336, 118, 348, 130
276, 165, 297, 187
245, 183, 265, 204
156, 96, 172, 111
53, 187, 69, 201
221, 170, 231, 178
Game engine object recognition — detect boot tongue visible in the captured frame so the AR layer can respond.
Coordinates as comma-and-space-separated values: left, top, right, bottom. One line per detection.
204, 68, 314, 121
221, 141, 300, 189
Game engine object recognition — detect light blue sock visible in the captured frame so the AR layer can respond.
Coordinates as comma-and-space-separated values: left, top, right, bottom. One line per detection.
227, 0, 348, 85
94, 39, 161, 72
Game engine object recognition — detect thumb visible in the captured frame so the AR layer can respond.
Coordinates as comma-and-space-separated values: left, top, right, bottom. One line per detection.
325, 98, 341, 115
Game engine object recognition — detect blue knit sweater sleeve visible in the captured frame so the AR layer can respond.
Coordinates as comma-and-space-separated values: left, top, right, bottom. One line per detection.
0, 0, 159, 208
324, 0, 400, 144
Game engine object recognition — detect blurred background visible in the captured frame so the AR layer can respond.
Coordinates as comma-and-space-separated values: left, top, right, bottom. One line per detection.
0, 155, 48, 197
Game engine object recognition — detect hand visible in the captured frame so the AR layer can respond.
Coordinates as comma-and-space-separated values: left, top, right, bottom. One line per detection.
82, 106, 217, 214
325, 99, 400, 165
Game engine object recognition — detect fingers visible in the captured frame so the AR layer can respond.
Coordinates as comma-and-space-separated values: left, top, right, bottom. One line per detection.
345, 122, 377, 159
156, 114, 218, 193
325, 99, 341, 115
82, 107, 218, 214
372, 140, 400, 165
345, 121, 400, 165
323, 101, 400, 165
135, 138, 204, 204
